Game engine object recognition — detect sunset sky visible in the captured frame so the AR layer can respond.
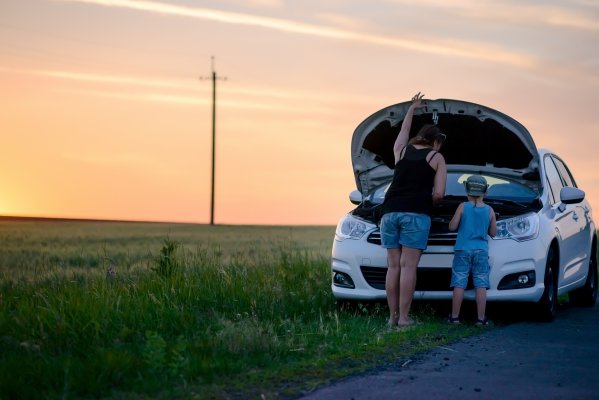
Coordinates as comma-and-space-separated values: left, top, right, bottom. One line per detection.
1, 0, 598, 225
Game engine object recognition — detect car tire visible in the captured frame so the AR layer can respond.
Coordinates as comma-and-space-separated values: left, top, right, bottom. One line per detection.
568, 249, 597, 307
537, 248, 557, 322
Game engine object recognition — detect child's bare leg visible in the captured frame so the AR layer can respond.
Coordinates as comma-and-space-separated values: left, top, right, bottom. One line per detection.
451, 287, 464, 319
475, 287, 487, 320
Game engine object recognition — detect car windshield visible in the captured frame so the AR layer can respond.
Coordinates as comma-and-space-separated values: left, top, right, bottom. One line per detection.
367, 172, 538, 204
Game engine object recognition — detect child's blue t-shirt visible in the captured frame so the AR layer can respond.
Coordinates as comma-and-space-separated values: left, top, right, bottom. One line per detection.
454, 202, 491, 251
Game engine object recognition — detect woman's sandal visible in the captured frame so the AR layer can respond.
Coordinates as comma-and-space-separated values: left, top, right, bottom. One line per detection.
446, 315, 461, 324
475, 317, 490, 326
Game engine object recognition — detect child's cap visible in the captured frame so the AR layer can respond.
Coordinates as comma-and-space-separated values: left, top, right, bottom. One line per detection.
464, 175, 488, 196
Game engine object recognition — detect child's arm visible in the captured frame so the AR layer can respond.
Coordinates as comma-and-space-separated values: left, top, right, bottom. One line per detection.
488, 206, 497, 237
448, 203, 464, 231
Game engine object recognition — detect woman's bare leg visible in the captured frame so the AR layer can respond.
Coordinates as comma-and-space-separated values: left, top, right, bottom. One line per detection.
385, 248, 402, 325
398, 247, 422, 326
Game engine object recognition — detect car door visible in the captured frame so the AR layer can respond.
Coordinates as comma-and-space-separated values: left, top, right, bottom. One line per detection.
543, 155, 588, 288
552, 155, 591, 283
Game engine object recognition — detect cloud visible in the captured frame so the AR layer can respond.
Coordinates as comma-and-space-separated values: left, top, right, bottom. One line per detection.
385, 0, 599, 32
62, 151, 153, 167
0, 66, 386, 105
216, 0, 284, 7
571, 0, 599, 7
0, 67, 193, 89
55, 87, 342, 114
314, 13, 371, 31
61, 0, 536, 68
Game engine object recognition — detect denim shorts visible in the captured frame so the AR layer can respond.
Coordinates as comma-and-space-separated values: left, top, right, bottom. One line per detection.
451, 249, 490, 289
380, 212, 431, 250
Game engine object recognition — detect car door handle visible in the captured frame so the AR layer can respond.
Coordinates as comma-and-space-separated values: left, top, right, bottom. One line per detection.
572, 212, 579, 221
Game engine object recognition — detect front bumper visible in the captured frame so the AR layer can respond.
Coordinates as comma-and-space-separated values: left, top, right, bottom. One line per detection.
331, 230, 548, 302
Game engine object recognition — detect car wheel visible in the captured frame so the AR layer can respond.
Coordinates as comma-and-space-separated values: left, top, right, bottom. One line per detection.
568, 250, 597, 307
537, 248, 557, 322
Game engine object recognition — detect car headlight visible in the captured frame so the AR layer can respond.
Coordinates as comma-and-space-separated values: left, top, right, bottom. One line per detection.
335, 214, 371, 241
494, 212, 539, 241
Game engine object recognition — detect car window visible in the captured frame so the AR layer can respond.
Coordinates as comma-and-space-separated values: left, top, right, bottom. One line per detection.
552, 156, 577, 188
367, 172, 538, 204
544, 156, 563, 204
368, 184, 389, 204
453, 173, 536, 201
447, 175, 467, 196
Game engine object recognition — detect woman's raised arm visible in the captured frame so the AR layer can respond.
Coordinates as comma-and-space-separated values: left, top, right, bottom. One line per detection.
393, 92, 425, 164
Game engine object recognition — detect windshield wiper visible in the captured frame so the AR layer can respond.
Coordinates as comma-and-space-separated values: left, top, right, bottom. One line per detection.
442, 195, 466, 200
484, 198, 531, 209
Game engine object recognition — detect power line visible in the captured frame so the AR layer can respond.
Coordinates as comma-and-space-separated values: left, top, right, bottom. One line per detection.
199, 56, 227, 226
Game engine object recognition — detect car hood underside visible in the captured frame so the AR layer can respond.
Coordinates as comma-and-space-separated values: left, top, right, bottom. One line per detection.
352, 99, 540, 197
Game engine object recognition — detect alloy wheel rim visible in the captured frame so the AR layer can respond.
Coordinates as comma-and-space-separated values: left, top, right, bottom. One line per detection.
547, 267, 554, 304
591, 261, 597, 292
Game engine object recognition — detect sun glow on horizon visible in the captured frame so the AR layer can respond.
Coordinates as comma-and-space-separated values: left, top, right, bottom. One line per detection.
2, 0, 598, 224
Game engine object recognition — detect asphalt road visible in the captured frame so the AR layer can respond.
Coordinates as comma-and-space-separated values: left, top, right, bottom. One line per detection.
297, 300, 599, 400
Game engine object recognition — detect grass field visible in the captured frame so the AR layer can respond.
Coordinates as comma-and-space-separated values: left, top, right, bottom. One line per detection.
0, 218, 479, 399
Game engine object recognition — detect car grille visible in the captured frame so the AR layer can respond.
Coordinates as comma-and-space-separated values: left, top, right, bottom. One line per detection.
360, 266, 387, 290
366, 230, 457, 246
360, 266, 473, 291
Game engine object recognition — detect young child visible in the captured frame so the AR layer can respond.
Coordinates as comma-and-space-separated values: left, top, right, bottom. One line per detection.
447, 175, 497, 325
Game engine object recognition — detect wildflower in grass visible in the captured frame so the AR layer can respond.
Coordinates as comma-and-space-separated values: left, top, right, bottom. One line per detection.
106, 266, 116, 280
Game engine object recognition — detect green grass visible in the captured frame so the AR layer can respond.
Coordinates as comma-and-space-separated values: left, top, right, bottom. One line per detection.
0, 219, 479, 399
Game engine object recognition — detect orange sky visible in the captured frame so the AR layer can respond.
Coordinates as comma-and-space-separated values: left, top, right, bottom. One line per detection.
1, 0, 598, 225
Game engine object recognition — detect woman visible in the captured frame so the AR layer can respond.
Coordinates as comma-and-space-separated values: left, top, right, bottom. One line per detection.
381, 92, 447, 327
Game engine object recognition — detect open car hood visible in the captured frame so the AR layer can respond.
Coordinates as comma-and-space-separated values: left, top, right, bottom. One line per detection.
352, 98, 540, 197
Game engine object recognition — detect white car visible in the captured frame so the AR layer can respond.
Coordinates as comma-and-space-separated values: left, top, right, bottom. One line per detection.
331, 99, 597, 321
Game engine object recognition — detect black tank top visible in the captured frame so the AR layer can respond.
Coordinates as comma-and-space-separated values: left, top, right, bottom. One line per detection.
382, 145, 437, 216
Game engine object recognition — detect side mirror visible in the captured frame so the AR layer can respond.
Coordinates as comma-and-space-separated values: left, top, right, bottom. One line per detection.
560, 186, 585, 204
349, 190, 363, 205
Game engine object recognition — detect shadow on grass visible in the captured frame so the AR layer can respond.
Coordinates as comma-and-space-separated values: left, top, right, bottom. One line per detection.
335, 297, 570, 326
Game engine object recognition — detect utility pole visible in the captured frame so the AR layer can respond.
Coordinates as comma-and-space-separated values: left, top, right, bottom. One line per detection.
200, 56, 226, 225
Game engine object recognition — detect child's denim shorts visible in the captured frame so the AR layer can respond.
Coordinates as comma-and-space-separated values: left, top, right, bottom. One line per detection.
451, 249, 490, 289
380, 212, 431, 250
